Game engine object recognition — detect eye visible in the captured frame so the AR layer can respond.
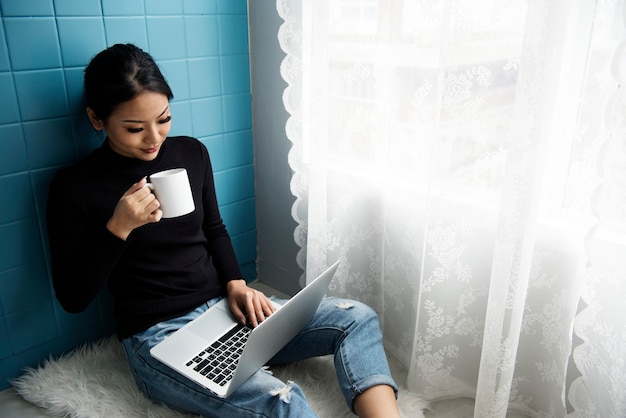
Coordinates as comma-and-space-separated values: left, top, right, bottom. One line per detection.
127, 127, 144, 133
159, 115, 172, 124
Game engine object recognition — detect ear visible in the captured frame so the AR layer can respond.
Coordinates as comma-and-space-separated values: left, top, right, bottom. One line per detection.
86, 107, 105, 130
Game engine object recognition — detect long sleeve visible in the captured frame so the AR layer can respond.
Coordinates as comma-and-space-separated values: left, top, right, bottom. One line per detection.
47, 171, 128, 313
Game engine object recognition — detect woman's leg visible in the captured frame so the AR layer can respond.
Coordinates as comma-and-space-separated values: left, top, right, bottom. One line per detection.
353, 385, 400, 418
269, 297, 399, 415
122, 300, 317, 418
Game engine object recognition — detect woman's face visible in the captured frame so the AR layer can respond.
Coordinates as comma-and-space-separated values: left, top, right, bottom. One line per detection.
88, 91, 172, 161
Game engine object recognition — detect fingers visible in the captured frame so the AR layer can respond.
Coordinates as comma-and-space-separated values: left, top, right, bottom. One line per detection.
238, 291, 264, 328
124, 177, 148, 196
108, 177, 164, 238
150, 208, 163, 222
126, 177, 161, 222
228, 283, 276, 328
229, 302, 247, 326
139, 189, 160, 215
243, 292, 275, 328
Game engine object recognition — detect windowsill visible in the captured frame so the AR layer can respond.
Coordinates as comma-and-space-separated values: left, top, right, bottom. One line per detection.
320, 160, 626, 253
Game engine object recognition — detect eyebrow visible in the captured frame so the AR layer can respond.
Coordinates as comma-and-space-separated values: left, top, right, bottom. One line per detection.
121, 106, 169, 123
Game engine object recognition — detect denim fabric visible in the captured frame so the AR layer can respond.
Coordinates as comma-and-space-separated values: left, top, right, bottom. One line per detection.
122, 297, 398, 418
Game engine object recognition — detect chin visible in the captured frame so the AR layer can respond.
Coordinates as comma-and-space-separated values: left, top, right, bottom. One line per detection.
135, 153, 158, 161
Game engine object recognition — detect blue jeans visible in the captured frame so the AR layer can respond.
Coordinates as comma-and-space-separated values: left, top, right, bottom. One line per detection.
122, 297, 398, 417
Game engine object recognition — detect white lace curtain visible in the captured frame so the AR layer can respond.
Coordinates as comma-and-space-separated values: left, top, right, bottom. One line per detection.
277, 0, 626, 416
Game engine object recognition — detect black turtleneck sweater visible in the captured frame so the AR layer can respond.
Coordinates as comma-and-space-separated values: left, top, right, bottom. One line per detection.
47, 136, 243, 339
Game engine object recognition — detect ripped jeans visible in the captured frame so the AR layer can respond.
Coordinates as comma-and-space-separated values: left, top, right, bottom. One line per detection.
122, 297, 398, 418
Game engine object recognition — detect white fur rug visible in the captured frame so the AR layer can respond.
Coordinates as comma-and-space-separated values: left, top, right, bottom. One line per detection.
12, 336, 427, 417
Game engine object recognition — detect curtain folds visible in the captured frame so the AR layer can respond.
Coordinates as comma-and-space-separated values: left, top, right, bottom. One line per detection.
276, 0, 626, 416
568, 2, 626, 416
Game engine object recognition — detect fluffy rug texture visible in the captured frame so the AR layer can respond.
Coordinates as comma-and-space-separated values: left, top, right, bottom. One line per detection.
12, 336, 427, 417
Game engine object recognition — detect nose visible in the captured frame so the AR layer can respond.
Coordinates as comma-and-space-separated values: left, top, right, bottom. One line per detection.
144, 124, 160, 144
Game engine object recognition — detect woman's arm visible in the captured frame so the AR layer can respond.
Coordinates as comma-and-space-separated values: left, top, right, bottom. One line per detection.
46, 174, 159, 313
197, 143, 275, 325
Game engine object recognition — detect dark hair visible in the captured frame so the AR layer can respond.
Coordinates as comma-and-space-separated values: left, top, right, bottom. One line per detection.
84, 44, 174, 122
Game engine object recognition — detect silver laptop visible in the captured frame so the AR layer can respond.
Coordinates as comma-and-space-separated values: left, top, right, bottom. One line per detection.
150, 259, 340, 398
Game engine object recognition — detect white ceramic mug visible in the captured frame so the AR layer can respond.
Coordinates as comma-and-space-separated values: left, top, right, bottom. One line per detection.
146, 168, 195, 218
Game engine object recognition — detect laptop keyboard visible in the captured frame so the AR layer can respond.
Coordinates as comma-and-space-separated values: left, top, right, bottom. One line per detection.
185, 323, 252, 387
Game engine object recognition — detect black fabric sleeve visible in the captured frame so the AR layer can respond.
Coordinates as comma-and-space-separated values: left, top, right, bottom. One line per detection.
46, 173, 128, 313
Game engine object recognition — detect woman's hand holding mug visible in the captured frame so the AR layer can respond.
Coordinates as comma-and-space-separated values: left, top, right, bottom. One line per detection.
106, 168, 194, 240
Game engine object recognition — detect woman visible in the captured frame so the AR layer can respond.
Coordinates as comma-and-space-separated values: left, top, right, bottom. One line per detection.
47, 44, 399, 417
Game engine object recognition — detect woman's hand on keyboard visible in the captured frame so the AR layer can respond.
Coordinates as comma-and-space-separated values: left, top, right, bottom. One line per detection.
226, 280, 276, 328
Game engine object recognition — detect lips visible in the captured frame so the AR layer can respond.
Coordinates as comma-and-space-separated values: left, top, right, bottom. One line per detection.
142, 145, 160, 154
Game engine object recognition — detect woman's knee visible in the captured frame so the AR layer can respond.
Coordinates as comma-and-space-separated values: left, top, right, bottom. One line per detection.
331, 298, 380, 327
267, 380, 315, 417
239, 371, 316, 417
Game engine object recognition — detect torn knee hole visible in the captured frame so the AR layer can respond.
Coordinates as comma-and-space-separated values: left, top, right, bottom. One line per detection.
336, 302, 355, 309
270, 380, 295, 403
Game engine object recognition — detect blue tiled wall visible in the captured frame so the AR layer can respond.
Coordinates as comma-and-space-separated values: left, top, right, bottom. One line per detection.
0, 0, 256, 389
